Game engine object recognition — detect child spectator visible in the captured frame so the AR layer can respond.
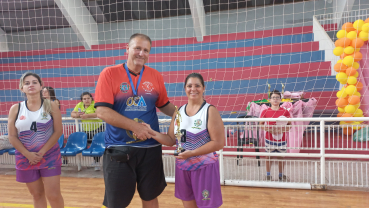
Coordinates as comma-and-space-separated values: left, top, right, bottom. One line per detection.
260, 90, 291, 181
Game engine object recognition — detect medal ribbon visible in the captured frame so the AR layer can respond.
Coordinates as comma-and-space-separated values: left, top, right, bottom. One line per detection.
124, 63, 144, 97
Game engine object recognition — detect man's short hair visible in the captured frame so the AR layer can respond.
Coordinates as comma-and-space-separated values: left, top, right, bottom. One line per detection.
270, 90, 281, 99
128, 33, 152, 47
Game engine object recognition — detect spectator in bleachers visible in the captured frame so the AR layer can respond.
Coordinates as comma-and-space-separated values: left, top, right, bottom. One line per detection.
43, 86, 68, 166
8, 72, 64, 207
260, 90, 291, 182
71, 92, 104, 170
42, 86, 60, 109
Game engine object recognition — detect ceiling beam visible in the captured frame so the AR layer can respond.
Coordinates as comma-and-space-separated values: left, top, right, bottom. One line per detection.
188, 0, 206, 42
54, 0, 99, 50
0, 28, 9, 52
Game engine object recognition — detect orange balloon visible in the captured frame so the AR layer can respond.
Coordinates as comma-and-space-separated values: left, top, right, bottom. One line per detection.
343, 127, 355, 135
348, 95, 360, 105
342, 113, 353, 117
342, 113, 354, 123
341, 38, 352, 47
342, 22, 355, 32
334, 63, 348, 72
352, 51, 362, 62
336, 98, 348, 107
345, 67, 357, 76
355, 82, 363, 91
351, 38, 364, 48
335, 39, 344, 47
337, 112, 345, 117
365, 18, 369, 23
340, 53, 348, 59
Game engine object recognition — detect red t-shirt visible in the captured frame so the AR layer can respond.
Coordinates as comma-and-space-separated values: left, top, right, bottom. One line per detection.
260, 107, 291, 142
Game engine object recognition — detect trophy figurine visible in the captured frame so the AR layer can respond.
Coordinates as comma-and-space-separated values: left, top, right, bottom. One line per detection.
174, 106, 185, 156
267, 83, 271, 99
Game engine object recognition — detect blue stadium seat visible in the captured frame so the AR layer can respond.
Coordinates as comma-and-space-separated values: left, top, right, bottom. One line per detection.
58, 134, 65, 149
0, 148, 9, 155
7, 148, 16, 155
60, 132, 87, 156
82, 132, 105, 157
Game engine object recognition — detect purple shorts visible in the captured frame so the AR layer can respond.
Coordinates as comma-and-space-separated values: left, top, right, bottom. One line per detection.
175, 162, 223, 208
16, 166, 61, 183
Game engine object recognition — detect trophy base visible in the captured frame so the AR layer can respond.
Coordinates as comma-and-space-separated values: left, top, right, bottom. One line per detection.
174, 149, 185, 156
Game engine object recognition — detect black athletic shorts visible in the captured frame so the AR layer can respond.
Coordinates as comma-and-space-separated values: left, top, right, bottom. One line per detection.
102, 145, 167, 207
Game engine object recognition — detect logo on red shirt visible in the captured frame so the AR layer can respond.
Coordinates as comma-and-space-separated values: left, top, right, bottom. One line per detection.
120, 82, 130, 93
142, 81, 154, 93
20, 115, 26, 120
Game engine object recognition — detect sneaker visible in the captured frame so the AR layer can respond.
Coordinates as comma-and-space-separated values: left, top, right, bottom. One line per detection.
94, 166, 101, 171
265, 175, 272, 181
279, 175, 290, 182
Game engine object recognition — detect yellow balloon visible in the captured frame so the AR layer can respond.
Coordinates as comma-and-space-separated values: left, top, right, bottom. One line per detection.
336, 72, 348, 83
345, 105, 356, 114
337, 30, 348, 38
353, 19, 365, 30
337, 90, 348, 98
353, 103, 361, 109
346, 31, 358, 40
337, 59, 343, 64
345, 85, 357, 95
340, 121, 349, 125
354, 109, 363, 117
347, 76, 357, 85
338, 107, 345, 113
333, 47, 344, 56
352, 121, 362, 130
343, 56, 354, 67
353, 126, 362, 130
344, 46, 355, 54
352, 62, 360, 69
359, 31, 369, 41
354, 91, 361, 97
353, 71, 359, 78
362, 23, 369, 32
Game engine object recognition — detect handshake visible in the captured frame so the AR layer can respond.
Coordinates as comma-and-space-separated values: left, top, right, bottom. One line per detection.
131, 121, 157, 142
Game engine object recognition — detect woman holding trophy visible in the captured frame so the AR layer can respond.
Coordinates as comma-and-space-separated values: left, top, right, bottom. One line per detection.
144, 73, 225, 208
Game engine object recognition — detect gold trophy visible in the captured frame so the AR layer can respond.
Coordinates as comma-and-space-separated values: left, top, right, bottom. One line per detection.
281, 82, 285, 98
126, 118, 144, 144
174, 106, 185, 156
267, 82, 271, 99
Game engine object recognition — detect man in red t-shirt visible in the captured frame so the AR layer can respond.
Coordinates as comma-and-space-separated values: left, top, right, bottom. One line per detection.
260, 90, 291, 181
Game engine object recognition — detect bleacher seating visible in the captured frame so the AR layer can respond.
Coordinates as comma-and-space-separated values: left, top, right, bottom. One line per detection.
0, 26, 338, 119
60, 132, 87, 156
7, 148, 15, 155
82, 132, 106, 157
58, 134, 65, 149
